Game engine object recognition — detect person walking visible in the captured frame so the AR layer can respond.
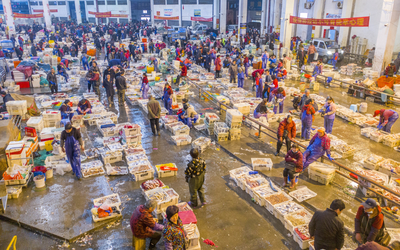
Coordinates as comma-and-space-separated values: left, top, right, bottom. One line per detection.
355, 198, 391, 247
130, 200, 164, 250
163, 205, 186, 250
60, 123, 84, 180
215, 54, 222, 78
374, 109, 399, 133
103, 74, 115, 107
301, 99, 316, 141
229, 60, 238, 83
262, 50, 269, 69
283, 144, 303, 188
303, 127, 333, 169
308, 42, 316, 63
115, 69, 127, 106
297, 46, 306, 69
318, 96, 336, 134
141, 73, 149, 99
309, 199, 346, 250
47, 68, 58, 94
185, 148, 206, 208
274, 115, 296, 156
255, 72, 264, 98
237, 62, 245, 88
162, 82, 173, 115
147, 95, 161, 136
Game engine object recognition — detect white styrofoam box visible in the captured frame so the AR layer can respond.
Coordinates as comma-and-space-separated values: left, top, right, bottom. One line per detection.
251, 158, 273, 171
6, 100, 27, 116
42, 110, 61, 121
27, 116, 44, 133
4, 79, 15, 87
40, 127, 56, 141
226, 109, 243, 122
156, 163, 178, 178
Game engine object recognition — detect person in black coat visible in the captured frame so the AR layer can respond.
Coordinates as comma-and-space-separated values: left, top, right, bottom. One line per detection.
103, 74, 115, 107
115, 69, 127, 106
297, 46, 307, 69
31, 44, 37, 57
47, 68, 58, 94
0, 91, 14, 112
204, 53, 211, 72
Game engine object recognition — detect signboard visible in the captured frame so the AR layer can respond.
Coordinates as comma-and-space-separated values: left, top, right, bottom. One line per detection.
111, 14, 128, 18
88, 11, 111, 17
289, 16, 370, 27
194, 9, 201, 17
14, 13, 43, 18
191, 17, 212, 22
156, 11, 160, 16
33, 9, 58, 12
240, 23, 246, 29
154, 15, 178, 20
164, 9, 173, 17
326, 13, 341, 19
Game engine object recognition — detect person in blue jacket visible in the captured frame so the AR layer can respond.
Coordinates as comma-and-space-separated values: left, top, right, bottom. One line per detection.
262, 50, 269, 69
269, 55, 277, 75
313, 60, 323, 77
59, 100, 74, 121
162, 82, 173, 115
81, 54, 89, 71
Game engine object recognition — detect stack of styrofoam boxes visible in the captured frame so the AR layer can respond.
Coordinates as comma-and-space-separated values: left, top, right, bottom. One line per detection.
214, 122, 229, 142
145, 187, 179, 220
233, 103, 250, 116
51, 56, 58, 66
12, 70, 25, 82
346, 63, 357, 76
39, 127, 56, 150
308, 162, 336, 185
6, 141, 27, 167
42, 110, 61, 128
6, 100, 27, 116
26, 116, 44, 133
31, 74, 41, 88
204, 113, 220, 136
4, 79, 15, 89
122, 124, 142, 147
251, 158, 273, 171
226, 109, 243, 140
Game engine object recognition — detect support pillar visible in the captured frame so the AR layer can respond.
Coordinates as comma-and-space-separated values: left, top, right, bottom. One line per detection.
338, 0, 355, 47
75, 0, 82, 24
279, 0, 294, 48
312, 0, 325, 38
179, 0, 182, 27
213, 0, 218, 29
372, 0, 400, 73
2, 0, 15, 36
42, 0, 52, 29
239, 0, 247, 35
220, 0, 227, 34
273, 0, 281, 32
260, 0, 266, 35
150, 0, 154, 26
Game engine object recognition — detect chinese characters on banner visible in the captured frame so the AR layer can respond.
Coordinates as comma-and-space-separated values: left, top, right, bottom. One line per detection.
14, 13, 44, 18
88, 11, 111, 18
289, 15, 370, 27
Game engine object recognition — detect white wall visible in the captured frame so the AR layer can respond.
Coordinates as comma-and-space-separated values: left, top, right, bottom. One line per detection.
295, 0, 314, 41
31, 6, 69, 19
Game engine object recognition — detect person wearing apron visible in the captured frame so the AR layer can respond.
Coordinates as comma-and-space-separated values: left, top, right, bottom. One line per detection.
255, 73, 263, 98
141, 74, 149, 99
268, 75, 278, 102
301, 99, 316, 140
153, 58, 158, 72
77, 99, 92, 115
374, 109, 399, 133
163, 83, 173, 115
253, 99, 269, 119
318, 96, 336, 134
262, 50, 269, 69
244, 56, 250, 78
60, 123, 84, 180
60, 100, 74, 121
303, 127, 333, 169
270, 87, 286, 114
237, 63, 245, 88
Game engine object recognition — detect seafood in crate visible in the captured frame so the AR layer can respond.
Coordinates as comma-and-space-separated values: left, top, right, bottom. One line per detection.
171, 135, 192, 146
361, 127, 377, 138
264, 192, 293, 213
105, 164, 129, 175
172, 124, 190, 136
333, 144, 356, 158
245, 178, 269, 196
183, 223, 200, 249
100, 126, 118, 137
93, 193, 122, 208
273, 201, 304, 223
126, 153, 148, 164
251, 158, 273, 171
129, 161, 154, 181
229, 166, 253, 181
156, 163, 178, 178
293, 224, 313, 249
252, 184, 281, 206
382, 133, 400, 147
363, 154, 384, 170
164, 188, 179, 204
161, 115, 179, 125
191, 137, 211, 152
378, 159, 400, 176
284, 209, 313, 231
141, 179, 165, 192
289, 187, 317, 202
204, 113, 220, 125
107, 142, 123, 152
214, 122, 230, 134
103, 136, 121, 145
81, 160, 105, 178
124, 147, 146, 156
101, 151, 123, 164
144, 188, 172, 211
369, 130, 388, 143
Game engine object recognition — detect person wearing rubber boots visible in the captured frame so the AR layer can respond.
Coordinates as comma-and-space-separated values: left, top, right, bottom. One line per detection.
61, 123, 84, 180
255, 72, 264, 98
162, 82, 173, 115
318, 96, 336, 134
301, 99, 316, 141
374, 109, 399, 133
283, 144, 303, 189
185, 148, 206, 208
274, 115, 296, 156
270, 87, 286, 114
237, 62, 245, 88
261, 50, 269, 69
303, 127, 333, 169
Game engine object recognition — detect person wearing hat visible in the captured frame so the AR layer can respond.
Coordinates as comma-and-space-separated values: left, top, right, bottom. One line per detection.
355, 198, 390, 246
185, 148, 207, 208
176, 62, 187, 85
309, 199, 346, 250
303, 127, 333, 169
301, 99, 316, 141
179, 98, 198, 128
356, 241, 400, 250
163, 205, 186, 250
318, 96, 336, 134
274, 115, 296, 156
60, 123, 84, 180
270, 87, 286, 114
47, 68, 58, 94
77, 99, 92, 115
374, 109, 399, 133
283, 144, 303, 188
254, 98, 269, 119
59, 100, 74, 121
0, 91, 14, 113
130, 200, 164, 249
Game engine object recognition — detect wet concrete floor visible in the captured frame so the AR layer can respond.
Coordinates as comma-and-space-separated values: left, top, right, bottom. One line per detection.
1, 63, 399, 249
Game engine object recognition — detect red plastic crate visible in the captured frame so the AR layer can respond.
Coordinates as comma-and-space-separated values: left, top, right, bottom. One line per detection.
377, 76, 394, 88
25, 127, 37, 137
16, 81, 30, 89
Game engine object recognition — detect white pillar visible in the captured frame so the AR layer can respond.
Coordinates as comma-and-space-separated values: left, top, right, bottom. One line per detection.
213, 0, 218, 29
179, 0, 182, 27
75, 0, 82, 24
42, 0, 52, 29
312, 0, 324, 38
260, 0, 266, 35
128, 0, 132, 23
220, 0, 227, 34
273, 0, 281, 31
279, 0, 294, 48
372, 0, 400, 73
150, 0, 154, 26
2, 0, 15, 36
240, 0, 247, 35
338, 0, 354, 47
238, 0, 242, 36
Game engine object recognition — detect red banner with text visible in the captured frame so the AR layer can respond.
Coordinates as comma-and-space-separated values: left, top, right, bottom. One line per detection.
154, 16, 179, 20
289, 16, 369, 27
190, 17, 212, 22
88, 11, 111, 18
14, 13, 44, 18
33, 9, 58, 13
111, 14, 128, 18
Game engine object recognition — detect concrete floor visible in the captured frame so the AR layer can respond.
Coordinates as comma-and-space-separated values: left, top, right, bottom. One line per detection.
1, 61, 399, 249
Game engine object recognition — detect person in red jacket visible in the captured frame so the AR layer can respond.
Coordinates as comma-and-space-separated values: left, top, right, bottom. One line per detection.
176, 63, 187, 85
283, 144, 303, 188
274, 115, 296, 156
374, 109, 399, 133
355, 198, 388, 246
215, 55, 222, 78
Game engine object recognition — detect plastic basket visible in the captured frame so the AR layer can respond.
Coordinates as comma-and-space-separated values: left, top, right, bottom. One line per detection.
171, 135, 192, 146
144, 187, 173, 211
288, 187, 318, 203
377, 76, 394, 88
284, 209, 313, 232
156, 163, 178, 178
264, 191, 293, 214
273, 201, 305, 224
6, 100, 28, 116
215, 132, 229, 141
101, 151, 123, 164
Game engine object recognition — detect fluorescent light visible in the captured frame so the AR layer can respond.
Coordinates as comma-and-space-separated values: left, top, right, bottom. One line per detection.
300, 13, 308, 18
